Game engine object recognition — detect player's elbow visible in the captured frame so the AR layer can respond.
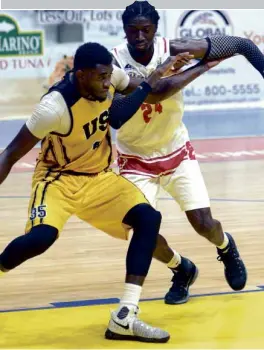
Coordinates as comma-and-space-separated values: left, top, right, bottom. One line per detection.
109, 117, 122, 129
145, 95, 162, 104
109, 122, 121, 130
243, 38, 255, 48
150, 81, 181, 103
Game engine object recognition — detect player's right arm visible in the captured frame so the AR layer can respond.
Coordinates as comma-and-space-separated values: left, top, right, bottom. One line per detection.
0, 125, 40, 185
170, 36, 264, 78
0, 94, 61, 185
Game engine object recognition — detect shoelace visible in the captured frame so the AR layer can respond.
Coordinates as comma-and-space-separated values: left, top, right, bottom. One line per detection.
217, 251, 244, 275
119, 307, 156, 334
171, 271, 189, 293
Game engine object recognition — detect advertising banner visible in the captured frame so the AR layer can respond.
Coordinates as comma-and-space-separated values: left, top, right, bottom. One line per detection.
165, 9, 264, 109
1, 9, 264, 116
0, 10, 165, 116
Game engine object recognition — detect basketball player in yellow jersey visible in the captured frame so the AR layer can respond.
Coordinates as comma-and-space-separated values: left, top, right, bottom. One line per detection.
0, 42, 211, 343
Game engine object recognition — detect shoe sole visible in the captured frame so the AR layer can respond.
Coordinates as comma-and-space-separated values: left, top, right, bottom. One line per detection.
164, 265, 199, 305
105, 329, 170, 343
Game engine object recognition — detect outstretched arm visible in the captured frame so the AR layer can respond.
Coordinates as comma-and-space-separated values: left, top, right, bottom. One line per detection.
170, 36, 264, 78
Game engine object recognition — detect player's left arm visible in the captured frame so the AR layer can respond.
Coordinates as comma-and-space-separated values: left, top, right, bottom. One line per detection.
170, 36, 264, 78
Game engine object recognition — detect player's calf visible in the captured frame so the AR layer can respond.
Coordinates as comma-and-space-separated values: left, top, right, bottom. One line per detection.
186, 208, 224, 246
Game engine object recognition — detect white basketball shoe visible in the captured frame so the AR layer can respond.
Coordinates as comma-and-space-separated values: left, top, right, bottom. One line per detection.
105, 305, 170, 343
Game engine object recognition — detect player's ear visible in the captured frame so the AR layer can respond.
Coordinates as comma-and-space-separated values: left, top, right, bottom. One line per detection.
75, 69, 84, 82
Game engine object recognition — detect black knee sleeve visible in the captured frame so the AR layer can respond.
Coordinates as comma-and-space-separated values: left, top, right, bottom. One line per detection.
123, 203, 161, 276
0, 224, 58, 270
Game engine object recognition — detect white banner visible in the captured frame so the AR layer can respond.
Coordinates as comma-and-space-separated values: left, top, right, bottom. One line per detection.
0, 9, 264, 113
0, 10, 166, 115
0, 10, 166, 79
165, 9, 264, 109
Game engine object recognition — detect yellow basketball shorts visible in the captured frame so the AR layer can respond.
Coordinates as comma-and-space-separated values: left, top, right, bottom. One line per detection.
25, 169, 149, 240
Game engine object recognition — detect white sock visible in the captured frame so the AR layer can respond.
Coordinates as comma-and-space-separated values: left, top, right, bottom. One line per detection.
117, 283, 142, 313
167, 250, 181, 269
217, 232, 230, 250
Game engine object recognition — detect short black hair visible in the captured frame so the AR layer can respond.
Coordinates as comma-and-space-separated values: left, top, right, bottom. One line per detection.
122, 1, 160, 27
74, 42, 112, 71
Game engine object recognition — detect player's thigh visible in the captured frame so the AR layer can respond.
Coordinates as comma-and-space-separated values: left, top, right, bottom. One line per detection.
25, 172, 75, 234
161, 159, 210, 211
121, 172, 160, 209
77, 171, 150, 240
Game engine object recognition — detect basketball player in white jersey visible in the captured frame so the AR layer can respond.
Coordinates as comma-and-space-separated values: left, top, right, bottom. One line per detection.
111, 1, 264, 304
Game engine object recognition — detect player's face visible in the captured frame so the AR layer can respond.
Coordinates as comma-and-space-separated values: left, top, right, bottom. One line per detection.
124, 16, 157, 53
81, 64, 113, 102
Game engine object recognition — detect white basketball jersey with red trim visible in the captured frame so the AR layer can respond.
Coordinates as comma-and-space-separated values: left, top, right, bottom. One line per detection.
112, 37, 190, 161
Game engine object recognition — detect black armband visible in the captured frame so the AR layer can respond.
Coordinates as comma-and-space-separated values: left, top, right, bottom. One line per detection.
109, 82, 152, 129
205, 35, 264, 78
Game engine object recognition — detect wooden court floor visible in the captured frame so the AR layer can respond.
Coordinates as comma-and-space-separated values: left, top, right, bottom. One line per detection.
0, 158, 264, 348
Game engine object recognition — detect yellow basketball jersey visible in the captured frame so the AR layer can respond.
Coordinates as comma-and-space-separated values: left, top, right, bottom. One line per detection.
37, 73, 115, 175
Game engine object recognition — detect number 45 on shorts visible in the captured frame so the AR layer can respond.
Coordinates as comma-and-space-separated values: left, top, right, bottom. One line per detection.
30, 205, 47, 220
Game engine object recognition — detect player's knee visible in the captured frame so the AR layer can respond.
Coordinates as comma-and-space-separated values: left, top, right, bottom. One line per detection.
27, 224, 58, 255
123, 203, 162, 235
125, 204, 162, 276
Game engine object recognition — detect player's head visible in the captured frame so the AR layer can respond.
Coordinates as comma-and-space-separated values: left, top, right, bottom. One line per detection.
74, 42, 113, 102
122, 1, 160, 53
